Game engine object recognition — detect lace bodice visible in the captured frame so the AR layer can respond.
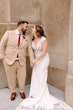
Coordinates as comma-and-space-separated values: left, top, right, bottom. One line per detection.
32, 36, 47, 58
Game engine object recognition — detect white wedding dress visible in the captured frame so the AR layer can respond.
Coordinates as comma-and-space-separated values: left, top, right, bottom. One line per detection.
16, 37, 73, 110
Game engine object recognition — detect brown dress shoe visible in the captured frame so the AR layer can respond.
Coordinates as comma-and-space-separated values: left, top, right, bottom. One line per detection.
20, 92, 26, 99
10, 92, 16, 100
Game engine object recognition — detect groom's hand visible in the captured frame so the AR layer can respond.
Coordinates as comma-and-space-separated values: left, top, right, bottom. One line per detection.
30, 61, 34, 67
1, 58, 5, 62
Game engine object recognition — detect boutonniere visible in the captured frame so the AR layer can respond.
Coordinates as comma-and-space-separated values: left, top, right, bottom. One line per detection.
22, 35, 28, 41
25, 39, 28, 41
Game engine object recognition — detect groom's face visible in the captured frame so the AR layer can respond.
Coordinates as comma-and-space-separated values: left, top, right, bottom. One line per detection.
21, 23, 28, 33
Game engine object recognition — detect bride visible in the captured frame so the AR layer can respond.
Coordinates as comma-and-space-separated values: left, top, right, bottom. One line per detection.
16, 25, 73, 110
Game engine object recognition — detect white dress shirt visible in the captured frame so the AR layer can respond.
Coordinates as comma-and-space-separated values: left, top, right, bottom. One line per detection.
15, 29, 22, 60
16, 29, 22, 45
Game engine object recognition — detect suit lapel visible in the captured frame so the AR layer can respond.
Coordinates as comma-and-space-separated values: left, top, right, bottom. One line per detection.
13, 31, 27, 47
20, 35, 25, 47
13, 30, 18, 46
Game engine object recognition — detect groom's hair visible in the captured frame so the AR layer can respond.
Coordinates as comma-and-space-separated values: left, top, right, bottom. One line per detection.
17, 20, 29, 27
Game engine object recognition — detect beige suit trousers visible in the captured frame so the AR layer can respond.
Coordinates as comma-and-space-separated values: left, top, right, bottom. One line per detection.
3, 60, 26, 93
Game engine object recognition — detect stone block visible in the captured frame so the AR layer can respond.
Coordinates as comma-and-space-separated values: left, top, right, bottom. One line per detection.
0, 62, 8, 88
65, 77, 73, 107
10, 0, 41, 24
0, 24, 7, 40
68, 61, 73, 77
48, 67, 66, 91
0, 0, 10, 22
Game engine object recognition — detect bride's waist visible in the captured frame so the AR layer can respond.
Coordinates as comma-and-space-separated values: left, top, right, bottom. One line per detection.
34, 52, 49, 58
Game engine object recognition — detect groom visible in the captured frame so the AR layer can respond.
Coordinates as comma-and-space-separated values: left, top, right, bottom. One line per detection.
0, 21, 34, 100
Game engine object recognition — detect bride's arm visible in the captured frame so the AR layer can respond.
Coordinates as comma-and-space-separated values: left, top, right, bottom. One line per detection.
32, 40, 48, 65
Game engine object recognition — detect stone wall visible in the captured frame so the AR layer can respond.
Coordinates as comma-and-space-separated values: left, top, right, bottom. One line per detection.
0, 0, 42, 88
65, 0, 73, 107
40, 0, 70, 91
0, 0, 71, 92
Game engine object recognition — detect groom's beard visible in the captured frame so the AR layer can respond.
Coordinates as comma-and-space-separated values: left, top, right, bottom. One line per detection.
22, 31, 26, 35
21, 29, 26, 36
21, 29, 27, 39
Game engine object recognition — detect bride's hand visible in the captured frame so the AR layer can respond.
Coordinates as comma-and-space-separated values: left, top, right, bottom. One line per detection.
32, 59, 38, 65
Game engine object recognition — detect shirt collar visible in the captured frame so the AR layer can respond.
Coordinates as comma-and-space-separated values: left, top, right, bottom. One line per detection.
16, 29, 21, 35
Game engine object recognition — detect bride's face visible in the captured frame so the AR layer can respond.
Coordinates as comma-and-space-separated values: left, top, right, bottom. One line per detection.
32, 26, 36, 35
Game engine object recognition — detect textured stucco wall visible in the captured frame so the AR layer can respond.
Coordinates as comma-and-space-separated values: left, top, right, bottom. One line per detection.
40, 0, 70, 91
65, 0, 73, 107
0, 0, 70, 91
0, 0, 42, 88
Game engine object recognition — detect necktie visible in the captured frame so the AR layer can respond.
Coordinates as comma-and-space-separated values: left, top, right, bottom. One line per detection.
18, 34, 21, 46
17, 34, 21, 58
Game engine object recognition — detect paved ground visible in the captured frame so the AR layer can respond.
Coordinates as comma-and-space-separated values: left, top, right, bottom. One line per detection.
0, 84, 73, 110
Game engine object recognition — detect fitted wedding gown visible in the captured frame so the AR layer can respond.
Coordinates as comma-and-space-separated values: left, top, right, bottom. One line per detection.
16, 37, 73, 110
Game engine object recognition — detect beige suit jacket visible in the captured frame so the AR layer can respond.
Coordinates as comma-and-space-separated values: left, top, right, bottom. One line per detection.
0, 30, 34, 65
